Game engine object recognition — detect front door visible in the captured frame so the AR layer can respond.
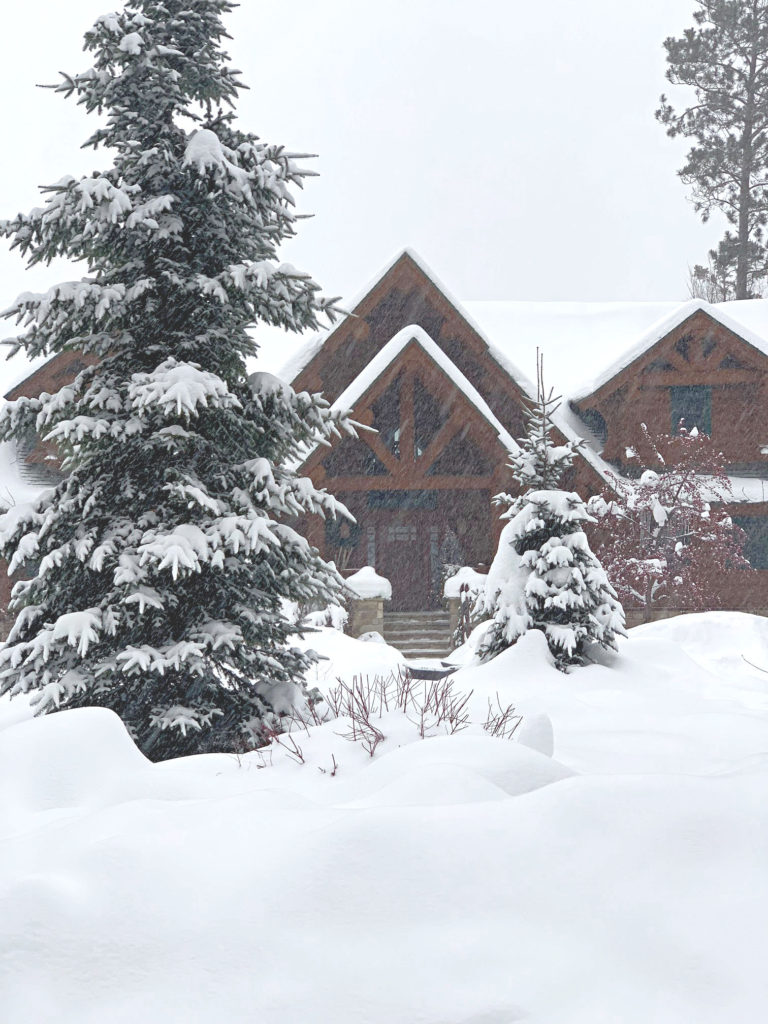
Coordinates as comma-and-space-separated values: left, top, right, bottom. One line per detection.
377, 512, 434, 611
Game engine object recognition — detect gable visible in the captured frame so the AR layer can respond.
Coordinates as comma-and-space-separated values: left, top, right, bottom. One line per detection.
291, 250, 528, 441
576, 307, 768, 409
300, 328, 518, 493
572, 308, 768, 469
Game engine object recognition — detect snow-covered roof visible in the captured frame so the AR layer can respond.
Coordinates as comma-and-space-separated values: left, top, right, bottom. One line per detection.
566, 299, 768, 403
329, 323, 520, 454
0, 346, 52, 401
266, 248, 768, 411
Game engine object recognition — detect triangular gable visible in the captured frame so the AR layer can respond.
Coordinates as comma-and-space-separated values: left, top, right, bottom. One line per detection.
289, 249, 532, 440
573, 300, 768, 407
328, 324, 517, 451
297, 324, 615, 500
298, 325, 517, 485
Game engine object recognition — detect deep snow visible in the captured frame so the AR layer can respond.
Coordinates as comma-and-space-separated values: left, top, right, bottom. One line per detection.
1, 612, 768, 1023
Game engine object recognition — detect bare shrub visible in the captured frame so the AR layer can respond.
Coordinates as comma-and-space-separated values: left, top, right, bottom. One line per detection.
289, 669, 523, 764
483, 696, 523, 740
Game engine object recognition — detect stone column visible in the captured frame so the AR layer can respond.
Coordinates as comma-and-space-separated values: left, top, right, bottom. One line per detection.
347, 597, 385, 639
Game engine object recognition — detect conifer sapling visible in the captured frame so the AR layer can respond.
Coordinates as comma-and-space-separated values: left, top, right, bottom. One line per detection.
478, 356, 625, 669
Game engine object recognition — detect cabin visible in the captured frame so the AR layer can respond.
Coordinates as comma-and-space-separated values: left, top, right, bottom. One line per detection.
286, 251, 606, 612
571, 301, 768, 602
2, 248, 768, 637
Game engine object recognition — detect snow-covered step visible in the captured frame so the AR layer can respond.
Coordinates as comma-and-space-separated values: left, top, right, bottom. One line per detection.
383, 611, 452, 659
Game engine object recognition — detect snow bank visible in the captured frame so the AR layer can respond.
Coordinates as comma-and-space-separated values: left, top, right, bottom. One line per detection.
345, 565, 392, 600
3, 613, 768, 1023
295, 624, 404, 685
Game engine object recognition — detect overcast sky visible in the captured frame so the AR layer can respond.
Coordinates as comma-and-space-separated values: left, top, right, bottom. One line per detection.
0, 0, 723, 311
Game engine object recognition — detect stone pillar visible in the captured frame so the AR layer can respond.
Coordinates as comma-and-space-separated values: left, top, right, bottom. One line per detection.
347, 598, 385, 639
447, 597, 461, 640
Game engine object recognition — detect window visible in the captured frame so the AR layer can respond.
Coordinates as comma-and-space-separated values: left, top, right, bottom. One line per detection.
371, 374, 402, 457
670, 385, 711, 435
579, 407, 607, 446
323, 438, 389, 477
733, 516, 768, 569
426, 432, 493, 477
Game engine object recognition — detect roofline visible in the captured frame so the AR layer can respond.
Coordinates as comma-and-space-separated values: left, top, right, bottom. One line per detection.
572, 298, 768, 405
281, 248, 422, 385
294, 324, 522, 470
330, 324, 519, 452
281, 246, 536, 396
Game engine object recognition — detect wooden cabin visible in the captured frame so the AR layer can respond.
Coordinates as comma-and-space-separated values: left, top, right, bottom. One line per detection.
2, 249, 768, 627
288, 251, 604, 611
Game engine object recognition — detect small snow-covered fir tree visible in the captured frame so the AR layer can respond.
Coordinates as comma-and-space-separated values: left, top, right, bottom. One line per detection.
478, 357, 624, 669
0, 2, 356, 759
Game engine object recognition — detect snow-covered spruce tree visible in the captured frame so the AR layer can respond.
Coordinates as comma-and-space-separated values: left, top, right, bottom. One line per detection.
0, 2, 355, 760
477, 358, 624, 670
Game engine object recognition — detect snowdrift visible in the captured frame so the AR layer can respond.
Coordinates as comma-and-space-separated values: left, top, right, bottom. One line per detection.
1, 614, 768, 1023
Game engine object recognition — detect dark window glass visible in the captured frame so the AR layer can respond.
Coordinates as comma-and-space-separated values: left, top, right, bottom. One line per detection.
427, 432, 493, 477
579, 408, 607, 446
323, 438, 389, 477
670, 385, 711, 435
371, 374, 401, 457
733, 516, 768, 569
413, 377, 449, 458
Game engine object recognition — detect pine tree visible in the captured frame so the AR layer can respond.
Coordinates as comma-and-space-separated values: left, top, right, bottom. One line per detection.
0, 1, 355, 760
478, 359, 624, 670
657, 1, 768, 300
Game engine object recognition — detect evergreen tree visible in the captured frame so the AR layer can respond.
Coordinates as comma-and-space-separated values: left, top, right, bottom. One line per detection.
657, 1, 768, 300
478, 359, 624, 670
0, 1, 354, 760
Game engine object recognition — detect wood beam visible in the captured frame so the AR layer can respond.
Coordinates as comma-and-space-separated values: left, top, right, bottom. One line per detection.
314, 475, 496, 492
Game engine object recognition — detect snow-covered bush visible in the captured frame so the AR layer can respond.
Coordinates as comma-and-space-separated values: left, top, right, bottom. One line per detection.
0, 2, 355, 759
444, 566, 487, 649
479, 490, 625, 669
588, 423, 752, 617
478, 359, 624, 669
301, 604, 349, 631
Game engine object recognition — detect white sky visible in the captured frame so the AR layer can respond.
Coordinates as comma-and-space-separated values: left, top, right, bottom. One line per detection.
0, 0, 723, 311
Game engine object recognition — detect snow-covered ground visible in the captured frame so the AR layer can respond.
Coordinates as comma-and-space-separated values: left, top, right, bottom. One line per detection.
2, 613, 768, 1023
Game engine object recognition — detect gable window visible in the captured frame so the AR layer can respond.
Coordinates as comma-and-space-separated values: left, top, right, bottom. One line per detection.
733, 516, 768, 569
670, 385, 711, 435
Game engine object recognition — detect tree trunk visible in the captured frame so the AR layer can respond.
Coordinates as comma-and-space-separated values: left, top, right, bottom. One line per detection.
736, 10, 760, 299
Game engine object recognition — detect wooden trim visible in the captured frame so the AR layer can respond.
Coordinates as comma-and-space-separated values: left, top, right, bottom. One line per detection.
292, 251, 529, 413
317, 475, 497, 492
582, 309, 768, 407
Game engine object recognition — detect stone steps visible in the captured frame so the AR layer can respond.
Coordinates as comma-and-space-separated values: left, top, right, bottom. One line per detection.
383, 611, 452, 659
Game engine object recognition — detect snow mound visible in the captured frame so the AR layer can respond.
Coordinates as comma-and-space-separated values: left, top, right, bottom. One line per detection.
443, 565, 487, 598
345, 565, 392, 600
0, 707, 150, 829
295, 625, 405, 686
342, 732, 571, 806
631, 610, 768, 687
3, 613, 768, 1023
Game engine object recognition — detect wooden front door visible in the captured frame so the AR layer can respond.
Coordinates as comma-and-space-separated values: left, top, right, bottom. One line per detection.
376, 510, 436, 611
